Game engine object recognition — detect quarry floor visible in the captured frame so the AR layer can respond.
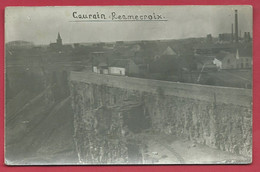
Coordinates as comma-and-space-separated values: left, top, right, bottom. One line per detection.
5, 90, 250, 165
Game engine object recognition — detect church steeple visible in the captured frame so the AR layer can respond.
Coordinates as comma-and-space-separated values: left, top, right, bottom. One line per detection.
56, 32, 62, 46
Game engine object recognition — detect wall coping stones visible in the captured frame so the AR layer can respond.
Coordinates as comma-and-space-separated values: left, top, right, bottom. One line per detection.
70, 71, 252, 107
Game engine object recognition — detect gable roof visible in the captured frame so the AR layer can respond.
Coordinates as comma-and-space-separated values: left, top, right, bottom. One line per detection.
110, 59, 129, 68
110, 59, 137, 68
98, 62, 108, 67
215, 47, 252, 61
163, 46, 177, 56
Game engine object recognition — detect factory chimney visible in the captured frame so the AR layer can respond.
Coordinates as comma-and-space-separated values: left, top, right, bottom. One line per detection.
235, 10, 239, 43
231, 23, 234, 42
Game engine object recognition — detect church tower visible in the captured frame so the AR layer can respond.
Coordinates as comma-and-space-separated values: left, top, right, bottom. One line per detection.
56, 32, 62, 46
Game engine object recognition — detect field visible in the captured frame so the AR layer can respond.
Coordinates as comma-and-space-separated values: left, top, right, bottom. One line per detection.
180, 69, 252, 88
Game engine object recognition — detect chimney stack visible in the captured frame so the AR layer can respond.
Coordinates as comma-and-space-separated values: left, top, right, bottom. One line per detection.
235, 10, 239, 43
248, 32, 251, 41
231, 23, 234, 42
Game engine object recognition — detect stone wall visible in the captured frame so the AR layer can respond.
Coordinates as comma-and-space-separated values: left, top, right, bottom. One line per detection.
70, 72, 252, 160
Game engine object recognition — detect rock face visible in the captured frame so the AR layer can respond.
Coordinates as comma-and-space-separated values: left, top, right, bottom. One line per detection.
70, 72, 252, 163
70, 83, 147, 164
143, 93, 252, 156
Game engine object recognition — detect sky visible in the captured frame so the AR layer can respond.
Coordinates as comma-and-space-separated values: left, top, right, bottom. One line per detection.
5, 6, 252, 45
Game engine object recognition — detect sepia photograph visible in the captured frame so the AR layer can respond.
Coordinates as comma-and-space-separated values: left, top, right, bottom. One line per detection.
4, 6, 252, 165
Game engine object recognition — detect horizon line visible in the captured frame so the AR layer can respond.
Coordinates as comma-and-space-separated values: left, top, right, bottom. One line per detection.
5, 36, 211, 46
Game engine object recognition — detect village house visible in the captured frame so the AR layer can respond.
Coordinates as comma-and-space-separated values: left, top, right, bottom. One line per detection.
108, 59, 139, 76
213, 49, 252, 70
153, 46, 179, 61
92, 51, 109, 74
92, 50, 140, 76
149, 45, 180, 75
93, 62, 109, 74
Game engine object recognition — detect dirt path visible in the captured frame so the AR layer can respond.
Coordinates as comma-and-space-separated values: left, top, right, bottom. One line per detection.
142, 133, 250, 164
155, 138, 185, 164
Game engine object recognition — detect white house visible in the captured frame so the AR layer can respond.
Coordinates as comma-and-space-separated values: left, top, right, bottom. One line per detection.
93, 62, 109, 74
108, 59, 128, 76
108, 67, 126, 75
213, 58, 222, 69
